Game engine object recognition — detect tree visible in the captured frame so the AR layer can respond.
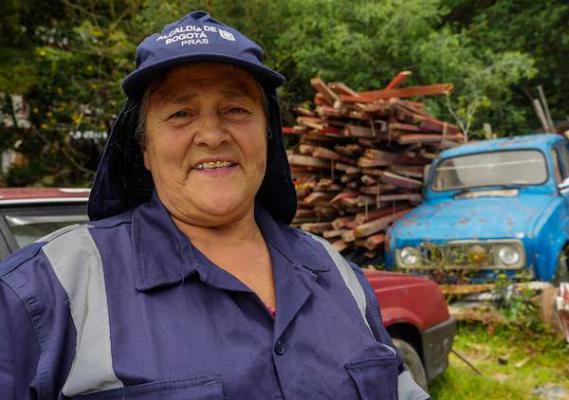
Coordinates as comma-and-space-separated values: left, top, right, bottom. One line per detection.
0, 1, 143, 186
442, 0, 569, 132
0, 0, 565, 187
270, 0, 536, 137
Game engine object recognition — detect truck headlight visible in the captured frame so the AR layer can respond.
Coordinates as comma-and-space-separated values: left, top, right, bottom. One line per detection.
497, 245, 521, 266
400, 247, 420, 266
468, 244, 488, 265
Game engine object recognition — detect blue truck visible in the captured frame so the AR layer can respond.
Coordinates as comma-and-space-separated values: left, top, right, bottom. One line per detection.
385, 133, 569, 283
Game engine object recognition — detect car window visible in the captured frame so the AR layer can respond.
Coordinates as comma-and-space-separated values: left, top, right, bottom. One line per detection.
4, 214, 88, 248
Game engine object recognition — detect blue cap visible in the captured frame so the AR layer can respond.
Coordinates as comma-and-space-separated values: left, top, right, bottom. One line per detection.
122, 11, 285, 99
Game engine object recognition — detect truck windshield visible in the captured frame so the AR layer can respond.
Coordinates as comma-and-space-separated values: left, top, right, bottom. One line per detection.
431, 150, 548, 191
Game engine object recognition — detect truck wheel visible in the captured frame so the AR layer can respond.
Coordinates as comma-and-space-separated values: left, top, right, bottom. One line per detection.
544, 249, 569, 336
392, 338, 428, 391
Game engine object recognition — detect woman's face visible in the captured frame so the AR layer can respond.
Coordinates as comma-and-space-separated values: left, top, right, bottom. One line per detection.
142, 62, 268, 227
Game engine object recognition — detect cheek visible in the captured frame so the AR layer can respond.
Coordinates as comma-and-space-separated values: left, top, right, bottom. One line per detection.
144, 131, 192, 173
245, 132, 268, 176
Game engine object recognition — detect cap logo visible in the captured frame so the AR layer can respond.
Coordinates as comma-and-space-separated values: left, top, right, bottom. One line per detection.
219, 29, 236, 41
156, 25, 218, 47
124, 12, 285, 98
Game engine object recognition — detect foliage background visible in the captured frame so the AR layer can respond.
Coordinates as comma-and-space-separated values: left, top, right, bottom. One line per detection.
0, 0, 567, 186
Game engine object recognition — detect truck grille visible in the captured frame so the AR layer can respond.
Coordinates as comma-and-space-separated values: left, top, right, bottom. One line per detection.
420, 242, 496, 270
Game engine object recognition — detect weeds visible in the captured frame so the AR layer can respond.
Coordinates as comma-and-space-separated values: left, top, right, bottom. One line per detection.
430, 322, 569, 400
492, 273, 547, 335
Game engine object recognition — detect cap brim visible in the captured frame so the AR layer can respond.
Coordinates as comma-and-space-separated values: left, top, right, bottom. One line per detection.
122, 53, 285, 99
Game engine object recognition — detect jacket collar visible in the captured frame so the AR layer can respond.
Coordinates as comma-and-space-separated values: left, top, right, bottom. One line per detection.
132, 192, 199, 291
132, 193, 328, 292
254, 206, 330, 273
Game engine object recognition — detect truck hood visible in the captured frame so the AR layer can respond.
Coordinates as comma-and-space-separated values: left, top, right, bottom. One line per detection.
392, 194, 554, 242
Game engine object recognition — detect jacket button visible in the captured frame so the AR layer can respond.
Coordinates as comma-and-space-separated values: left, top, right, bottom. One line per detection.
274, 340, 287, 355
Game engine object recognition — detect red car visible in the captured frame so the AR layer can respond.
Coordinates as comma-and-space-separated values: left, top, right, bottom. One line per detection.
0, 188, 455, 389
365, 269, 455, 388
0, 188, 89, 255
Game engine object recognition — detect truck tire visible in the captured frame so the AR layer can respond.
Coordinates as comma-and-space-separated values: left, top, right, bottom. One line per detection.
392, 338, 428, 391
543, 248, 569, 336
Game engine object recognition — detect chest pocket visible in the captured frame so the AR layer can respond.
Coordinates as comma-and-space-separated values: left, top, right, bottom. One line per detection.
345, 344, 399, 400
69, 376, 224, 400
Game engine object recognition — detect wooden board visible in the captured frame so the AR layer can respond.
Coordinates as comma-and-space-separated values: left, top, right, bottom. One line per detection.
288, 154, 330, 168
381, 171, 423, 190
365, 234, 386, 250
354, 209, 411, 238
342, 84, 454, 103
384, 71, 412, 90
311, 77, 340, 105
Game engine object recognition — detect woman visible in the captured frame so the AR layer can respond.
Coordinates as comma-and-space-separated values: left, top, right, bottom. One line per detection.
0, 11, 428, 399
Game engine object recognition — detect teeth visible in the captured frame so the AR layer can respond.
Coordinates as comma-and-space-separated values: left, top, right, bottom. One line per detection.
196, 161, 233, 170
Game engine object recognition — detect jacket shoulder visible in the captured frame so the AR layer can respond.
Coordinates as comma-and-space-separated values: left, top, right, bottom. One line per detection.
0, 222, 94, 279
0, 241, 46, 279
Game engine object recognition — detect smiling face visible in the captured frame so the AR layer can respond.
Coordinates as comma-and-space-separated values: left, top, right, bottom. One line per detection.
142, 62, 268, 228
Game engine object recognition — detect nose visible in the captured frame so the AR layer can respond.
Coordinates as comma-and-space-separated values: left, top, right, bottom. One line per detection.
193, 110, 230, 148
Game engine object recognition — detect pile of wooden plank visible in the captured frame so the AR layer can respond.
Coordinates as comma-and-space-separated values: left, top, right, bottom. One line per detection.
284, 71, 465, 264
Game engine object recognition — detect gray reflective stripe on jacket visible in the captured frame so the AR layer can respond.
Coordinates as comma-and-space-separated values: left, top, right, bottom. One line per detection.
306, 234, 372, 333
42, 225, 124, 396
306, 233, 430, 400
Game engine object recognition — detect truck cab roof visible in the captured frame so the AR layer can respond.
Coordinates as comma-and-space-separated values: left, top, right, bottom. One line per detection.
439, 133, 563, 159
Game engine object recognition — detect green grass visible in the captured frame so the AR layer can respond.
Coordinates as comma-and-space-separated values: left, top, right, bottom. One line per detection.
429, 323, 569, 399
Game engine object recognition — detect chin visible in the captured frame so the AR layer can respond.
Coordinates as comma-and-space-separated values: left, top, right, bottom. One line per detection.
195, 191, 252, 218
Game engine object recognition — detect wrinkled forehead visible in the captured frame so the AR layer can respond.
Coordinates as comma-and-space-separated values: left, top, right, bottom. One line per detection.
152, 61, 264, 105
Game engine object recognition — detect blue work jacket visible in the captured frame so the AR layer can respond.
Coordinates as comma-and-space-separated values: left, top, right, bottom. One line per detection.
0, 193, 427, 399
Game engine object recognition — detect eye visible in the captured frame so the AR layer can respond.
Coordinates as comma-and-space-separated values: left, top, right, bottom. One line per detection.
225, 106, 249, 114
168, 109, 192, 120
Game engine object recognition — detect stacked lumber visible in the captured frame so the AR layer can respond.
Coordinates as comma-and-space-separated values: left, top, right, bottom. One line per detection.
286, 71, 465, 264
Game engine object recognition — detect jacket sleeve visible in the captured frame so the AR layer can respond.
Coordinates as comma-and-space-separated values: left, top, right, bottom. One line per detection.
0, 280, 41, 400
348, 262, 431, 400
